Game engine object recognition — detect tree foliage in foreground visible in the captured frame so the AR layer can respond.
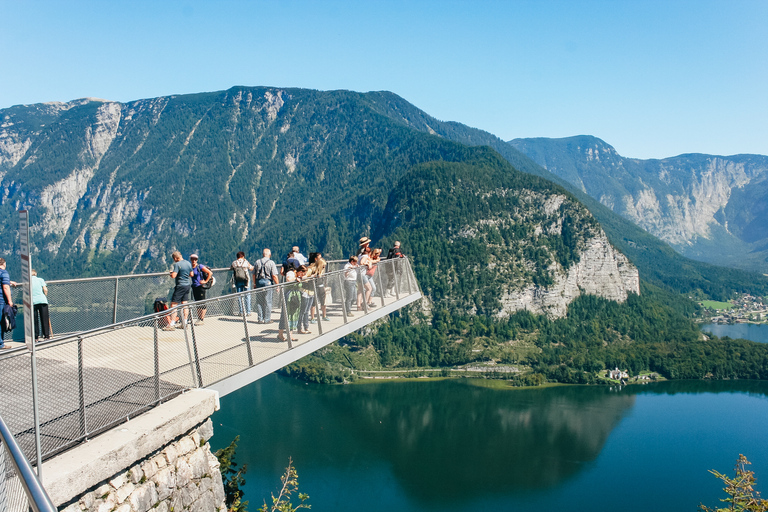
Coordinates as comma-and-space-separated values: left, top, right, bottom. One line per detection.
215, 435, 249, 512
701, 455, 768, 512
258, 458, 310, 512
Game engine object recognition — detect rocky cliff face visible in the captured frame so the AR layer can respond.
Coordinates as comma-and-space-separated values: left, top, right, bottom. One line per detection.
499, 231, 639, 318
510, 135, 768, 271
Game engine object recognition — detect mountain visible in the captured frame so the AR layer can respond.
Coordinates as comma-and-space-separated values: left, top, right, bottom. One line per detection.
330, 97, 768, 300
509, 135, 768, 272
0, 87, 638, 318
5, 87, 768, 384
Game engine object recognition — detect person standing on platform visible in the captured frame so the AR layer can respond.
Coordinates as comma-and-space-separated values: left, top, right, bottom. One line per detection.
343, 256, 359, 316
189, 254, 212, 325
253, 248, 279, 324
292, 246, 308, 266
230, 251, 254, 315
165, 251, 193, 330
31, 269, 50, 340
385, 241, 405, 297
0, 258, 16, 348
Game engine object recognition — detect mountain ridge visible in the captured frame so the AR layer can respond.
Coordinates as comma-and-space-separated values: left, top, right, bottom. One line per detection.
509, 135, 768, 272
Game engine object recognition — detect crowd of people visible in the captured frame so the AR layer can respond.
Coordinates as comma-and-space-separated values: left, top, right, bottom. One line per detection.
164, 238, 406, 342
0, 238, 406, 346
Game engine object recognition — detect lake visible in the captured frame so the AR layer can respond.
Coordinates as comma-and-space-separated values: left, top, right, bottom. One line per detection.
701, 322, 768, 343
211, 375, 768, 511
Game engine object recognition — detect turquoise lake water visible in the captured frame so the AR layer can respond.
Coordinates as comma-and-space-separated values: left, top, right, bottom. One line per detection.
211, 376, 768, 511
701, 322, 768, 343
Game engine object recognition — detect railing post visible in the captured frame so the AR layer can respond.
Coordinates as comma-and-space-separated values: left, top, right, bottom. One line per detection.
312, 277, 323, 336
358, 268, 368, 314
241, 294, 254, 366
77, 336, 87, 439
188, 316, 204, 387
337, 272, 348, 324
376, 265, 385, 307
393, 259, 401, 300
405, 258, 416, 294
153, 318, 160, 402
112, 277, 119, 324
279, 285, 292, 349
180, 306, 199, 388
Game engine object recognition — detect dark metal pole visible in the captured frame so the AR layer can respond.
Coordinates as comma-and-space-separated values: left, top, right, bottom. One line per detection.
153, 318, 160, 402
77, 336, 87, 438
241, 294, 254, 366
112, 277, 119, 324
188, 319, 204, 387
312, 277, 323, 336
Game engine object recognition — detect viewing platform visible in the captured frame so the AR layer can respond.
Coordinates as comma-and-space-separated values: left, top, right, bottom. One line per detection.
0, 258, 421, 511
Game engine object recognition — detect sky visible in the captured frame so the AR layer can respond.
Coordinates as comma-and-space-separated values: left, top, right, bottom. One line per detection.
1, 0, 767, 159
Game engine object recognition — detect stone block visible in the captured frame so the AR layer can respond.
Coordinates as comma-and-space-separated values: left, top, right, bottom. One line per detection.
129, 482, 159, 512
115, 481, 136, 504
96, 494, 116, 512
94, 483, 111, 498
212, 468, 226, 506
128, 464, 144, 484
152, 466, 177, 502
197, 418, 214, 443
152, 452, 168, 469
109, 471, 127, 489
191, 430, 202, 447
140, 458, 159, 480
177, 435, 197, 455
190, 490, 216, 512
164, 443, 179, 465
114, 504, 131, 512
80, 490, 96, 509
188, 447, 210, 479
176, 457, 194, 488
155, 501, 169, 512
181, 483, 198, 508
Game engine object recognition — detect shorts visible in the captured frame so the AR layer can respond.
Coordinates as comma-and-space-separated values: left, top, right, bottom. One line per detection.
171, 285, 190, 304
192, 286, 206, 302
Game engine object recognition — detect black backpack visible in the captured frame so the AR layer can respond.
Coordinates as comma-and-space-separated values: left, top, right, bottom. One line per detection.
234, 264, 249, 284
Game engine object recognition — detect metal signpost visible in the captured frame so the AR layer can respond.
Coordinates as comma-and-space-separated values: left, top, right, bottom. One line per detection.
19, 210, 43, 480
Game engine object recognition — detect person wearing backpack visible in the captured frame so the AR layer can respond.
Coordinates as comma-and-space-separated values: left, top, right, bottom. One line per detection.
189, 254, 213, 325
230, 251, 254, 315
253, 248, 279, 324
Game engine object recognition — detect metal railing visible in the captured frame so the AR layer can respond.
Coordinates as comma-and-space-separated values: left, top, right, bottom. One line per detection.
0, 414, 56, 512
5, 259, 353, 342
0, 258, 419, 466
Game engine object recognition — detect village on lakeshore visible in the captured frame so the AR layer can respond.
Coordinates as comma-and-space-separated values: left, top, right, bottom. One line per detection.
697, 294, 768, 324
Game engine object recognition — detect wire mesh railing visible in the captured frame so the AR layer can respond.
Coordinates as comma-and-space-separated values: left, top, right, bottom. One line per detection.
0, 414, 56, 512
0, 258, 420, 466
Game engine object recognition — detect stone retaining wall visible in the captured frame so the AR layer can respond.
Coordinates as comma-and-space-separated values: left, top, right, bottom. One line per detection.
59, 419, 225, 512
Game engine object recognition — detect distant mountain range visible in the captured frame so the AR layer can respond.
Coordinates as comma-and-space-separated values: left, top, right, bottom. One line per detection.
1, 88, 765, 303
509, 136, 768, 273
4, 87, 768, 384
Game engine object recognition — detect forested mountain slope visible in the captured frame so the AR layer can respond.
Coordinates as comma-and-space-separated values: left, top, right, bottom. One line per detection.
509, 135, 768, 272
345, 93, 768, 299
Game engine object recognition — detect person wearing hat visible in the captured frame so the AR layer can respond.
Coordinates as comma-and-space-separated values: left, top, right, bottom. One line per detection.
189, 254, 212, 325
357, 236, 371, 257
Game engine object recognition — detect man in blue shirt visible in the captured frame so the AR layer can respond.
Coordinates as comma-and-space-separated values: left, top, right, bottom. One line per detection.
165, 251, 193, 330
0, 258, 16, 347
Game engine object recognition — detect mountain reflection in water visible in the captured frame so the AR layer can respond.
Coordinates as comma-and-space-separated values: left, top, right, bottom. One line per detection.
213, 376, 635, 503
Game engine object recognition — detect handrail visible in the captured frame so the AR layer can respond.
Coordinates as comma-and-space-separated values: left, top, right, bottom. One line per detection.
0, 257, 420, 467
43, 259, 349, 285
0, 265, 353, 356
0, 414, 56, 512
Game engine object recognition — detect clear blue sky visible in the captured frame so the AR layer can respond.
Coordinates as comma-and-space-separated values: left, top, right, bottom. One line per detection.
1, 0, 766, 159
